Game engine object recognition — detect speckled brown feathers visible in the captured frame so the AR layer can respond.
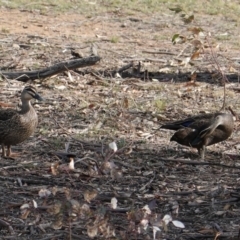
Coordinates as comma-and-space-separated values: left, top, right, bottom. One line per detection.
0, 86, 43, 157
161, 113, 234, 159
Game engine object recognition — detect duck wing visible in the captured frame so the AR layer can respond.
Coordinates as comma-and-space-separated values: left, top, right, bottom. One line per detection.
0, 109, 18, 121
161, 113, 218, 131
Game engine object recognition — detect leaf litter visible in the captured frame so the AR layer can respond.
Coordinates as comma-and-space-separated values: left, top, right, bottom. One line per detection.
0, 5, 240, 240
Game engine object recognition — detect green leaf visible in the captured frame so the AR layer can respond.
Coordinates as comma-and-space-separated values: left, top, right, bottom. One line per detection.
169, 6, 183, 13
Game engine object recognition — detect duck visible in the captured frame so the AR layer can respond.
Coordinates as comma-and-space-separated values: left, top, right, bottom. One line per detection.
0, 86, 43, 157
160, 113, 234, 159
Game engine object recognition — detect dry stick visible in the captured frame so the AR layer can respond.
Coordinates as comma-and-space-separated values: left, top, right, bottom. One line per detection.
114, 159, 141, 170
180, 232, 239, 239
142, 50, 176, 55
139, 175, 155, 192
117, 62, 133, 73
0, 70, 11, 84
227, 105, 239, 120
69, 219, 72, 240
150, 157, 240, 169
0, 218, 15, 234
0, 174, 62, 186
38, 234, 64, 240
66, 232, 89, 240
91, 71, 105, 80
0, 55, 101, 82
205, 37, 227, 110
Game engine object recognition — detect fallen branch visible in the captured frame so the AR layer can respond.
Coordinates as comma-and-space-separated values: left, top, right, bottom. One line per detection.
0, 218, 15, 235
0, 55, 101, 82
179, 231, 239, 240
150, 157, 240, 169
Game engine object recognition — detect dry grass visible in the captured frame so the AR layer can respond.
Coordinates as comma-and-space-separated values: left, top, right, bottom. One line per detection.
1, 0, 240, 20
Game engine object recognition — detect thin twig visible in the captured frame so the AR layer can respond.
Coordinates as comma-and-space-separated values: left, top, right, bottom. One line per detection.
205, 37, 228, 110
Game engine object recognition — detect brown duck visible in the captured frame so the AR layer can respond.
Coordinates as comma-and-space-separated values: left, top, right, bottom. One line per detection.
0, 86, 43, 157
160, 113, 234, 159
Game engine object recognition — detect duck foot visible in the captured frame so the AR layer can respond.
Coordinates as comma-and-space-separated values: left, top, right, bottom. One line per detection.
198, 146, 206, 161
1, 153, 20, 160
5, 153, 21, 159
1, 145, 20, 159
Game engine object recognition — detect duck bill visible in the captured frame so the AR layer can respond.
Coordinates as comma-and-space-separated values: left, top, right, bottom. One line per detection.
35, 93, 44, 101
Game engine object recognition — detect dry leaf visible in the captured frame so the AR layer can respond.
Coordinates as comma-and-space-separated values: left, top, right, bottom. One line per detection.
20, 203, 31, 219
69, 157, 75, 170
69, 199, 81, 216
32, 200, 38, 209
191, 50, 200, 60
39, 189, 51, 198
142, 205, 151, 215
140, 219, 149, 230
51, 162, 59, 175
181, 14, 194, 24
162, 214, 172, 225
79, 203, 91, 219
87, 225, 98, 238
21, 209, 31, 220
111, 197, 118, 209
110, 168, 122, 180
47, 202, 62, 215
172, 220, 185, 228
229, 66, 237, 73
84, 189, 98, 203
51, 186, 58, 196
20, 203, 30, 210
153, 226, 161, 240
122, 97, 129, 108
51, 215, 63, 230
64, 187, 71, 200
187, 27, 203, 35
109, 141, 118, 152
55, 85, 66, 90
191, 39, 202, 49
67, 71, 74, 82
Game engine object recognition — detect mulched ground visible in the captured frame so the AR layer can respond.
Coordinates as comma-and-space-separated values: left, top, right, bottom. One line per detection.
0, 6, 240, 239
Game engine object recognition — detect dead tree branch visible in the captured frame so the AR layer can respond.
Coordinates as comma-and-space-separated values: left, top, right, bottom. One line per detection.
0, 55, 101, 82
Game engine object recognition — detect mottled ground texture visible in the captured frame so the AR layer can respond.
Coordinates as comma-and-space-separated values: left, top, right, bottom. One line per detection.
0, 2, 240, 239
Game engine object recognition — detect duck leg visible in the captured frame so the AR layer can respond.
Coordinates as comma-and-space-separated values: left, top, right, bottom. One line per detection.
6, 145, 20, 158
198, 146, 206, 160
6, 145, 11, 157
1, 145, 16, 158
1, 145, 6, 157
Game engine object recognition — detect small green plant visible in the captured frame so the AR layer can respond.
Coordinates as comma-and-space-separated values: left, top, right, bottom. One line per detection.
49, 138, 64, 149
154, 99, 166, 111
215, 34, 231, 41
1, 28, 9, 33
110, 36, 119, 43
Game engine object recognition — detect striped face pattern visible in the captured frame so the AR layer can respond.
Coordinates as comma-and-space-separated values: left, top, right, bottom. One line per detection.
23, 86, 43, 101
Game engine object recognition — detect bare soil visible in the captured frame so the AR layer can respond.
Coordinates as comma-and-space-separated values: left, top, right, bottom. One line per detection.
0, 6, 240, 240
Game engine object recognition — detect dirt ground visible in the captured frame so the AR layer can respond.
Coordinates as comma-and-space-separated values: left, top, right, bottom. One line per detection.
1, 5, 240, 240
